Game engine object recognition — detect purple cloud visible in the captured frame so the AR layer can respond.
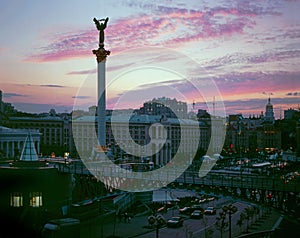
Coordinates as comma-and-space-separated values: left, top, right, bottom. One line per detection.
40, 84, 65, 88
3, 92, 28, 98
67, 69, 97, 75
72, 96, 92, 99
286, 92, 300, 96
25, 2, 278, 63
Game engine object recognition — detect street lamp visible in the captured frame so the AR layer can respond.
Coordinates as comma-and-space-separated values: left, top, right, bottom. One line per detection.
222, 204, 238, 238
216, 211, 227, 238
148, 214, 165, 238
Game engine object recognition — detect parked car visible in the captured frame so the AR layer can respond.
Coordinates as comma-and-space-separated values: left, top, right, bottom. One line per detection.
167, 216, 184, 228
190, 210, 203, 219
204, 206, 216, 215
41, 218, 80, 238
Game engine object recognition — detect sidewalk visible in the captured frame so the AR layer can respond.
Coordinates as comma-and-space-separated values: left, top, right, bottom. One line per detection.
249, 210, 283, 232
237, 209, 283, 237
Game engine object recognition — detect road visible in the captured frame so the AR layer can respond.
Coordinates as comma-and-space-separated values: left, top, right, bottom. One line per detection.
136, 198, 250, 238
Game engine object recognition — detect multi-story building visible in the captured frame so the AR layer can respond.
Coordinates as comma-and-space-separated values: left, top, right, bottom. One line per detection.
224, 97, 281, 155
284, 108, 300, 120
72, 115, 208, 166
0, 90, 16, 115
297, 120, 300, 156
1, 115, 68, 156
0, 90, 3, 114
256, 123, 281, 150
139, 97, 188, 119
0, 126, 41, 159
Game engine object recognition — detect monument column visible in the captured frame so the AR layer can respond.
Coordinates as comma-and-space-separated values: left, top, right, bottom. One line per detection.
92, 17, 110, 150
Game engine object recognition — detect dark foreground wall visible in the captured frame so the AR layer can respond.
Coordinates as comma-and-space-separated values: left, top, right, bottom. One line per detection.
0, 163, 72, 237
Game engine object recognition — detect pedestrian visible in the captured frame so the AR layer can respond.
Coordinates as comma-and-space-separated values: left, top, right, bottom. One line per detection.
124, 212, 128, 223
116, 211, 121, 222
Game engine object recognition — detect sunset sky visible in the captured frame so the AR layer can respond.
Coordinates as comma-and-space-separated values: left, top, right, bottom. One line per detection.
0, 0, 299, 118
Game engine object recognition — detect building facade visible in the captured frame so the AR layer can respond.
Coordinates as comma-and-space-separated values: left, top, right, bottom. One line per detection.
139, 97, 188, 119
72, 115, 209, 166
0, 126, 40, 159
1, 115, 74, 157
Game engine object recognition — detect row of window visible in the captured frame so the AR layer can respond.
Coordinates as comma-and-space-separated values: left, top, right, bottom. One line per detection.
10, 192, 43, 208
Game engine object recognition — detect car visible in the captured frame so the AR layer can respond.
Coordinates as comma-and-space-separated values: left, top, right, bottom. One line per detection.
191, 205, 204, 211
190, 210, 203, 219
167, 216, 184, 228
179, 207, 193, 215
204, 206, 216, 215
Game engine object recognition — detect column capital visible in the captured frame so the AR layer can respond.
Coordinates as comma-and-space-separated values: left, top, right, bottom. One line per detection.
92, 48, 110, 63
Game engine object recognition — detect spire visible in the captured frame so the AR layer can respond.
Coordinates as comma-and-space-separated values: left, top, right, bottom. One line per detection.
20, 133, 38, 161
265, 95, 275, 123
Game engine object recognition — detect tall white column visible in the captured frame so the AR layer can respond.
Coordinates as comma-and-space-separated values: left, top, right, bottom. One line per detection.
93, 44, 110, 153
92, 17, 110, 158
97, 59, 106, 147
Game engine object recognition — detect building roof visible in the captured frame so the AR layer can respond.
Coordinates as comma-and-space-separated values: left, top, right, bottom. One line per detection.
9, 116, 63, 121
72, 115, 207, 126
0, 126, 40, 135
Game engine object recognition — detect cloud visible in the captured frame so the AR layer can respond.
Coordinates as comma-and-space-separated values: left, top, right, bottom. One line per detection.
67, 69, 97, 75
214, 71, 300, 95
39, 84, 65, 88
24, 30, 96, 62
223, 97, 300, 115
203, 49, 300, 71
3, 92, 27, 98
262, 92, 273, 95
12, 102, 73, 114
72, 95, 92, 99
107, 62, 138, 72
25, 1, 282, 63
286, 92, 300, 96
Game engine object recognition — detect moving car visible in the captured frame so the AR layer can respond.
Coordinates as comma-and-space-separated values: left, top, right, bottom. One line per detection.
204, 206, 216, 215
179, 206, 193, 215
167, 216, 184, 228
191, 205, 204, 213
190, 210, 203, 219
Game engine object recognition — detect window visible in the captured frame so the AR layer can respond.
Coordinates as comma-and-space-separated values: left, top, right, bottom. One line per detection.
29, 192, 43, 207
10, 192, 23, 207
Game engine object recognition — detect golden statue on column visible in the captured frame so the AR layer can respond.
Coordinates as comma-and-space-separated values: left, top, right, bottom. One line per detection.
92, 17, 110, 63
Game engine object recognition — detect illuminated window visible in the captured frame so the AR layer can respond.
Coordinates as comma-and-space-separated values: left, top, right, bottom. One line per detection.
10, 192, 23, 207
29, 192, 43, 207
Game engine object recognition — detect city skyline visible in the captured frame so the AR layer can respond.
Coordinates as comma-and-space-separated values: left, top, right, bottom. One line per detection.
1, 0, 299, 118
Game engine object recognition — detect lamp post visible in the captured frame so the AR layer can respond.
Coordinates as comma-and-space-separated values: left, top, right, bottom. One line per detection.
216, 211, 227, 238
222, 204, 238, 238
148, 214, 165, 238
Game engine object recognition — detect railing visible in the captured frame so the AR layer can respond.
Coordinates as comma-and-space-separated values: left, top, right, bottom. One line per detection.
52, 161, 300, 193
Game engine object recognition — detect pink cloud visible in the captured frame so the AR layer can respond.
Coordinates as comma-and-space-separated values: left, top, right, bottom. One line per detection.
202, 48, 300, 71
24, 4, 270, 63
214, 71, 300, 97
